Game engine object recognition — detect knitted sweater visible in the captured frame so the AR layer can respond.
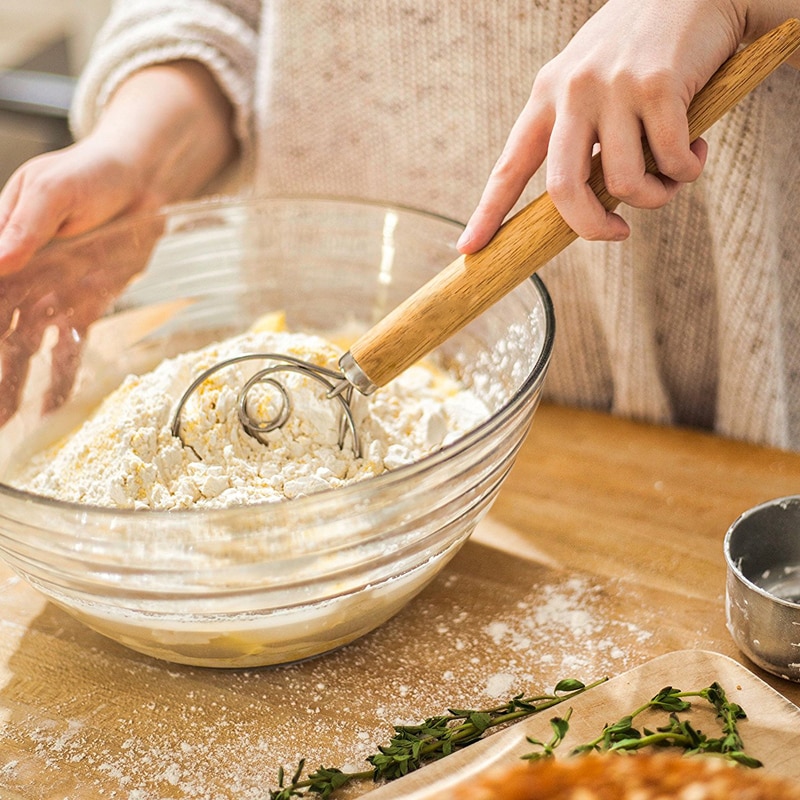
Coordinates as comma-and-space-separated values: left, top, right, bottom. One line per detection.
71, 0, 800, 449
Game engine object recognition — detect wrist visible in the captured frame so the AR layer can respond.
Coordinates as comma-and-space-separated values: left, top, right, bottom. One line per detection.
90, 61, 239, 208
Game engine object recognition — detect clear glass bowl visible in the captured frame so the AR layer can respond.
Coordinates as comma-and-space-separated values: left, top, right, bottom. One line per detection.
0, 197, 554, 667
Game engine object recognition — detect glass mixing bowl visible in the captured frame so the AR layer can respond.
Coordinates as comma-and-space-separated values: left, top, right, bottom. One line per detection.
0, 197, 554, 667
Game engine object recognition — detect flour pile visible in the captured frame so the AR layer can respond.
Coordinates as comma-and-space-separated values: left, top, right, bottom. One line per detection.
14, 328, 489, 510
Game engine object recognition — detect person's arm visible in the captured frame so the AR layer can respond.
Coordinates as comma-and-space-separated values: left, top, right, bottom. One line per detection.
458, 0, 800, 254
0, 60, 238, 275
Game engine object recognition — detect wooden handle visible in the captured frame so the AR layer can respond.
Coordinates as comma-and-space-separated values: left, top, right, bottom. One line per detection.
348, 18, 800, 389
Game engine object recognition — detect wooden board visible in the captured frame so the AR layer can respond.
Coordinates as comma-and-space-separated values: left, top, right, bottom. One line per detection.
365, 650, 800, 799
4, 403, 800, 798
0, 544, 692, 800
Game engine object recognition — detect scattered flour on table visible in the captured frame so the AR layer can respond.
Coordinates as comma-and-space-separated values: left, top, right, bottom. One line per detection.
3, 572, 662, 800
12, 328, 489, 509
481, 575, 654, 680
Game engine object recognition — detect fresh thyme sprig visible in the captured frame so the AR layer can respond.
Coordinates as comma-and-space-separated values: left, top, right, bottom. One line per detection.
269, 676, 607, 799
521, 708, 573, 760
523, 681, 762, 768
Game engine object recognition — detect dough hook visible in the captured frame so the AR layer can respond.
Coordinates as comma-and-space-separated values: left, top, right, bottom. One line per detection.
170, 353, 361, 456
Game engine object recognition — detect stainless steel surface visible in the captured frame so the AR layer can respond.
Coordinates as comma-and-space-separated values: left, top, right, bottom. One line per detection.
725, 495, 800, 681
339, 349, 378, 395
0, 69, 74, 117
170, 351, 362, 456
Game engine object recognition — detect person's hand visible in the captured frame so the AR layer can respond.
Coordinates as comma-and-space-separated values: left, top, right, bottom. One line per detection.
0, 214, 163, 426
457, 0, 797, 253
0, 131, 158, 424
0, 60, 238, 276
0, 59, 238, 423
0, 136, 161, 276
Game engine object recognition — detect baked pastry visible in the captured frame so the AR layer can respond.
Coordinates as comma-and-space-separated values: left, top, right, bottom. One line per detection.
445, 752, 800, 799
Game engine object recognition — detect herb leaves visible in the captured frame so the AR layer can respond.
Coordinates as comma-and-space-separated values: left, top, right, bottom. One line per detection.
524, 681, 762, 767
269, 678, 761, 799
269, 677, 602, 799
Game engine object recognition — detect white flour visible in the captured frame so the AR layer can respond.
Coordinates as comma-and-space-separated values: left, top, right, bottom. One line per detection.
14, 328, 489, 509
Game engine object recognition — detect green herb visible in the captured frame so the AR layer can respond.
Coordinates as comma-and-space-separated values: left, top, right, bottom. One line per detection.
525, 681, 763, 768
269, 676, 606, 799
521, 708, 573, 761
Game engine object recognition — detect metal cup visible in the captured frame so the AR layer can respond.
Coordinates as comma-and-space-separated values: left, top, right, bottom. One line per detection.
724, 495, 800, 682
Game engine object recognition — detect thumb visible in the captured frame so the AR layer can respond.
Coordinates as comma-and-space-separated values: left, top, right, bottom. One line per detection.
0, 199, 71, 276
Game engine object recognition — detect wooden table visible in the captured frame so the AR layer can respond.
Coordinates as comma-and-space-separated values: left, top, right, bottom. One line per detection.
478, 402, 800, 708
1, 403, 799, 798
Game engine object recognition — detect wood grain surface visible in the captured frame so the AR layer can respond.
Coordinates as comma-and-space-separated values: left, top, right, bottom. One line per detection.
1, 402, 800, 799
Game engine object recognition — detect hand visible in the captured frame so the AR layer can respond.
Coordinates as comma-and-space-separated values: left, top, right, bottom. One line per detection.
0, 214, 163, 426
458, 0, 759, 252
0, 136, 160, 276
0, 134, 153, 423
0, 60, 238, 276
0, 59, 238, 424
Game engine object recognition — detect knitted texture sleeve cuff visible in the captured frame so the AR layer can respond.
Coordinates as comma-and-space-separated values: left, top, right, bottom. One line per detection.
69, 0, 260, 170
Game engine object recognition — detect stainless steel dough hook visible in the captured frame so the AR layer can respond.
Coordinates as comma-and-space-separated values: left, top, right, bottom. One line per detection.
170, 353, 362, 457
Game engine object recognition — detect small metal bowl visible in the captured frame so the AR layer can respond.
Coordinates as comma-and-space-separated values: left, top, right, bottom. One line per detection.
724, 495, 800, 682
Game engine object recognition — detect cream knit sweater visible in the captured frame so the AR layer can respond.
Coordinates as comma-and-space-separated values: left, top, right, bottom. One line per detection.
71, 0, 800, 449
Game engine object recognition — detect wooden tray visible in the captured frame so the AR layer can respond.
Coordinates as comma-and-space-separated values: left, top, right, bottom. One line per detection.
365, 650, 800, 798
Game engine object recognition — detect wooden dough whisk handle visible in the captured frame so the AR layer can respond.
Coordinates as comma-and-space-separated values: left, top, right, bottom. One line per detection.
342, 18, 800, 393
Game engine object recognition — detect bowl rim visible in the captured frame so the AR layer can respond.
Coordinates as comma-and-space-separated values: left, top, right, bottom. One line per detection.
723, 493, 800, 610
0, 194, 556, 524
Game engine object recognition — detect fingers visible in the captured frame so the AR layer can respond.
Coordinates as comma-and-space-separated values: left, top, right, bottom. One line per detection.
0, 207, 65, 277
457, 102, 552, 254
597, 91, 703, 207
545, 110, 630, 242
0, 140, 139, 276
462, 98, 708, 249
639, 92, 704, 186
0, 160, 75, 276
42, 322, 84, 416
459, 0, 740, 251
535, 46, 715, 239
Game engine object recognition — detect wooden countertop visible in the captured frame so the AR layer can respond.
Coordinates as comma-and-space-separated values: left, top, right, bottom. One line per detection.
1, 402, 799, 798
477, 403, 800, 708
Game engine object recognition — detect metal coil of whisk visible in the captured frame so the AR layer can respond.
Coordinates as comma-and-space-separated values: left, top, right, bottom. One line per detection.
170, 354, 361, 457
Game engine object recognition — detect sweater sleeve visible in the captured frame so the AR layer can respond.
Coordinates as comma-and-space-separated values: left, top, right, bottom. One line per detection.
69, 0, 260, 168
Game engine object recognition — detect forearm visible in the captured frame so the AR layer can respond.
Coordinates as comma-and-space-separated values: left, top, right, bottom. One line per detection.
87, 60, 239, 211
